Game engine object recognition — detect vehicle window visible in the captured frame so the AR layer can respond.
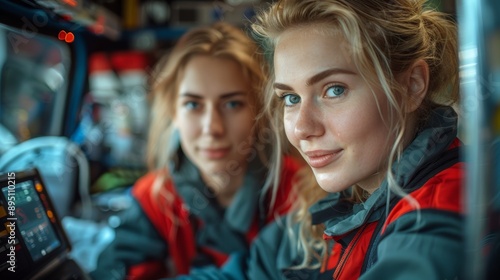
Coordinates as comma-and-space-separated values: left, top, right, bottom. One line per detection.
0, 23, 70, 152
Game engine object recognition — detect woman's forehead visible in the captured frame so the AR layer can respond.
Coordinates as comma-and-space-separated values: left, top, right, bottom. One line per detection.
176, 55, 251, 99
274, 28, 354, 82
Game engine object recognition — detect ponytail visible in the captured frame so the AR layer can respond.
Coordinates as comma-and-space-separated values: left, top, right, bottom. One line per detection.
420, 9, 459, 105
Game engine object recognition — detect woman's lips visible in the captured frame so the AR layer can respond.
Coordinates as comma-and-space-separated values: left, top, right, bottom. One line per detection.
304, 149, 343, 168
201, 147, 231, 159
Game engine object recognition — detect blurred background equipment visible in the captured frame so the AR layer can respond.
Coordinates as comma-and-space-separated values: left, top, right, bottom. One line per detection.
456, 0, 500, 279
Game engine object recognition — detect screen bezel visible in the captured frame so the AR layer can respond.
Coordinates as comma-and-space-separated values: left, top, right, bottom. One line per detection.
0, 168, 71, 280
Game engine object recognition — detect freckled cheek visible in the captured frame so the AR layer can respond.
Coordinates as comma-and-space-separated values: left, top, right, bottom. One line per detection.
227, 112, 255, 140
327, 108, 384, 154
179, 115, 202, 139
346, 110, 391, 157
283, 115, 299, 146
231, 126, 253, 142
324, 113, 354, 139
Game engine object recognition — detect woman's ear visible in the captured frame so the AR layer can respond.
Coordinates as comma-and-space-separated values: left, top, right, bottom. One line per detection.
405, 59, 429, 113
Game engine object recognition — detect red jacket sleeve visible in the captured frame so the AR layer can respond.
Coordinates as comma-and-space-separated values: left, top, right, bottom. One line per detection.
130, 172, 197, 276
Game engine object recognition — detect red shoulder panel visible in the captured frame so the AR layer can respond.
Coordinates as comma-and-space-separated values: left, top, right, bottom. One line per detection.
382, 162, 465, 234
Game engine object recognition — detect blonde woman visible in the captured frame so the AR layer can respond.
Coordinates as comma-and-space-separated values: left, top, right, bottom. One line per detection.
91, 22, 301, 279
241, 0, 464, 279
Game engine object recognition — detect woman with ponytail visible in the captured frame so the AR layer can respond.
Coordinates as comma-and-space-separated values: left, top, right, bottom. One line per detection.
238, 0, 463, 279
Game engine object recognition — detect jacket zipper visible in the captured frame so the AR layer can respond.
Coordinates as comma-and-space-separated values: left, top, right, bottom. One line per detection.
332, 223, 368, 279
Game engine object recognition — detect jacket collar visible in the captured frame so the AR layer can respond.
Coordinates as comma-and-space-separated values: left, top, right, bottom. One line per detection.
170, 148, 267, 233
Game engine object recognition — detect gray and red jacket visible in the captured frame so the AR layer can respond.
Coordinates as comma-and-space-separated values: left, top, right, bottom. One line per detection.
315, 138, 463, 279
243, 106, 465, 280
91, 152, 301, 280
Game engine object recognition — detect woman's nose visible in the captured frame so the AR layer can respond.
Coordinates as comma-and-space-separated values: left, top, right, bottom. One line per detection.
202, 106, 225, 136
293, 101, 324, 140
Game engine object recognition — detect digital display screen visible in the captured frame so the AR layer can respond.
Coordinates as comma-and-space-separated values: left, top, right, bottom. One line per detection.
1, 180, 61, 262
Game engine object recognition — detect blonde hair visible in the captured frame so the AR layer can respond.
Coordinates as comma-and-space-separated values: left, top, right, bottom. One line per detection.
252, 0, 458, 268
146, 21, 268, 225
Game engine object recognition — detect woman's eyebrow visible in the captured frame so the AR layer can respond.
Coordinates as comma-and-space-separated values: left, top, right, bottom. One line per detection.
220, 92, 246, 99
274, 68, 357, 90
273, 83, 293, 91
179, 92, 202, 99
305, 68, 356, 86
179, 92, 247, 99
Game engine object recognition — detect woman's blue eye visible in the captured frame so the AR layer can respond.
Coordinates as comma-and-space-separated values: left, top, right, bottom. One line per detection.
283, 94, 301, 106
326, 85, 346, 97
225, 100, 243, 109
185, 101, 199, 110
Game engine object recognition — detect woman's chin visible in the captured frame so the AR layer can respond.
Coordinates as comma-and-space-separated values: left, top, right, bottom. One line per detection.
316, 175, 349, 194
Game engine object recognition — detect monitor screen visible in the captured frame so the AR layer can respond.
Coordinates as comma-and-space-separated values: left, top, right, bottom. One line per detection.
1, 180, 61, 262
0, 169, 69, 280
